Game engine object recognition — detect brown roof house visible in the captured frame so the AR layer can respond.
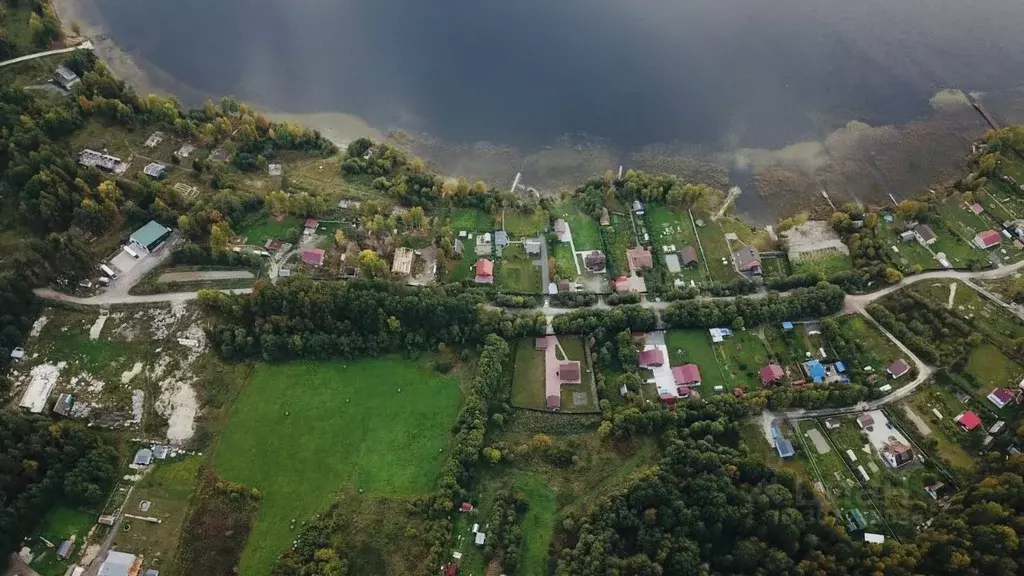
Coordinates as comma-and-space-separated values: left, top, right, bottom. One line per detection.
637, 348, 665, 368
626, 246, 653, 271
759, 363, 785, 386
474, 259, 494, 284
558, 362, 582, 383
914, 224, 937, 246
584, 250, 607, 273
883, 442, 914, 468
886, 359, 910, 379
733, 247, 762, 276
680, 245, 699, 267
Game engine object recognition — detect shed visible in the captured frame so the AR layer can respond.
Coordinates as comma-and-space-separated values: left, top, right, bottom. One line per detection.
680, 245, 698, 267
494, 230, 510, 248
474, 532, 486, 546
864, 533, 885, 544
57, 540, 73, 559
133, 448, 153, 466
781, 321, 794, 330
53, 393, 74, 417
524, 239, 541, 255
834, 361, 847, 373
10, 347, 26, 361
825, 418, 840, 430
143, 163, 167, 179
775, 438, 795, 458
152, 445, 170, 460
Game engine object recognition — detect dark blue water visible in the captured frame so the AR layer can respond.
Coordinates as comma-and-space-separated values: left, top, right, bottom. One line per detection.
84, 0, 1024, 149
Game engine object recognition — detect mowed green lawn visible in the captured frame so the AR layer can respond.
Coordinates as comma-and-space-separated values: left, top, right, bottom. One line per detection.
215, 359, 463, 575
515, 473, 557, 576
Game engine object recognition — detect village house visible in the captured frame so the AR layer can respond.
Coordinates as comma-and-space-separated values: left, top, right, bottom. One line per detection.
474, 259, 494, 284
637, 348, 665, 368
883, 442, 914, 468
626, 246, 653, 270
987, 387, 1015, 409
886, 359, 910, 379
143, 162, 167, 179
759, 363, 785, 386
584, 250, 607, 273
524, 239, 542, 255
955, 410, 982, 431
672, 364, 701, 387
53, 65, 80, 90
98, 551, 139, 576
825, 418, 840, 430
612, 276, 631, 292
494, 230, 510, 249
732, 246, 762, 276
974, 230, 1001, 249
925, 481, 946, 500
914, 224, 937, 246
970, 202, 985, 215
709, 327, 732, 343
770, 425, 795, 458
264, 239, 284, 252
303, 219, 320, 235
300, 249, 325, 267
680, 245, 699, 267
856, 413, 875, 429
133, 448, 153, 467
391, 247, 415, 276
558, 361, 582, 383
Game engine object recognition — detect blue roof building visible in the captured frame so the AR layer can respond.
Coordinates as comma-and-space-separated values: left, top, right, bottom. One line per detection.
803, 360, 826, 384
782, 321, 794, 330
770, 425, 783, 440
834, 361, 847, 373
776, 438, 795, 458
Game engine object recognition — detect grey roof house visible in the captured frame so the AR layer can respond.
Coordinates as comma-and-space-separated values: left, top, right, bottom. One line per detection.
133, 448, 153, 467
54, 65, 80, 90
143, 163, 167, 179
99, 551, 137, 576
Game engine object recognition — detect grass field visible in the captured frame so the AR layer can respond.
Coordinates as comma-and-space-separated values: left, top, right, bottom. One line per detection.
240, 214, 300, 246
114, 457, 203, 574
876, 221, 942, 271
511, 340, 546, 410
664, 329, 726, 387
663, 329, 767, 392
791, 252, 853, 277
601, 213, 636, 277
830, 315, 903, 372
999, 154, 1024, 184
693, 219, 737, 282
215, 359, 463, 575
905, 386, 977, 472
497, 244, 541, 293
551, 242, 579, 281
29, 507, 97, 576
515, 473, 557, 576
646, 205, 708, 282
964, 343, 1023, 391
450, 208, 493, 232
504, 209, 548, 238
553, 200, 602, 251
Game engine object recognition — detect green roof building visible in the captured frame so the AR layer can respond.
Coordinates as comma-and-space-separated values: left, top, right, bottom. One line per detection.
130, 220, 171, 253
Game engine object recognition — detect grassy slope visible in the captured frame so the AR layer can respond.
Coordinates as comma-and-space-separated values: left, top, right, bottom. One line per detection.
215, 359, 463, 575
515, 473, 557, 576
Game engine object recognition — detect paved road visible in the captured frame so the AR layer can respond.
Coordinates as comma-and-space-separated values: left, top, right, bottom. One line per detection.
0, 41, 94, 69
157, 270, 254, 283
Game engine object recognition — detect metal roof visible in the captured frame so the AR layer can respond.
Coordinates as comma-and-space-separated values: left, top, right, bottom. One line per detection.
131, 221, 170, 248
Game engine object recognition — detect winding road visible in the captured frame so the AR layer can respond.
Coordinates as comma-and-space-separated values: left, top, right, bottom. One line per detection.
0, 41, 94, 69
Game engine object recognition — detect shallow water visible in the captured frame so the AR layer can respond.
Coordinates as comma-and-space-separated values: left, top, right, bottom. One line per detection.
78, 0, 1024, 150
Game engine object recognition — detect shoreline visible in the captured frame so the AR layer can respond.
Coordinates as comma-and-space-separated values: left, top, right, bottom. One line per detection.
43, 0, 1005, 223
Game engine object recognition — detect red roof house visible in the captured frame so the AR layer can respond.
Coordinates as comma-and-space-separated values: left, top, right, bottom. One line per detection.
987, 387, 1015, 409
955, 410, 982, 431
474, 259, 494, 284
546, 394, 560, 410
759, 363, 785, 385
300, 248, 325, 266
304, 218, 319, 232
459, 502, 473, 512
974, 230, 1001, 249
558, 361, 582, 383
970, 202, 985, 215
672, 364, 702, 386
637, 349, 665, 368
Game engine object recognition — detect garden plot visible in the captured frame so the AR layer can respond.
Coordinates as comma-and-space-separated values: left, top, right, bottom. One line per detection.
646, 205, 708, 282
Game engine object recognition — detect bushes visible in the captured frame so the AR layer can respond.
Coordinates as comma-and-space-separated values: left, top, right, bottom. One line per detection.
495, 293, 542, 308
549, 291, 598, 308
170, 243, 263, 268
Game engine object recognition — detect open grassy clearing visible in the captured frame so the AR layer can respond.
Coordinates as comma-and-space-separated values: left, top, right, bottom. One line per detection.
791, 252, 853, 277
511, 339, 546, 410
503, 209, 547, 238
28, 507, 98, 576
692, 218, 737, 282
964, 343, 1023, 391
550, 242, 579, 281
663, 329, 767, 392
1, 2, 44, 54
999, 154, 1024, 184
977, 183, 1019, 223
719, 217, 775, 251
450, 208, 493, 233
214, 358, 463, 575
911, 280, 1024, 343
600, 213, 636, 277
516, 472, 557, 576
239, 213, 300, 245
646, 205, 708, 282
553, 200, 602, 251
114, 457, 203, 574
830, 315, 904, 372
497, 243, 541, 293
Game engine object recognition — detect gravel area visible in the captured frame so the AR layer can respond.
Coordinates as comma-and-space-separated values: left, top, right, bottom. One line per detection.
157, 270, 254, 283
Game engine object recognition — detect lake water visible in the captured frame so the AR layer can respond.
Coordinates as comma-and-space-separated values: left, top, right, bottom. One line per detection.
75, 0, 1024, 151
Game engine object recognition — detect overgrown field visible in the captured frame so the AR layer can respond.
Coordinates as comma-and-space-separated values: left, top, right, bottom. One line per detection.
214, 358, 464, 574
